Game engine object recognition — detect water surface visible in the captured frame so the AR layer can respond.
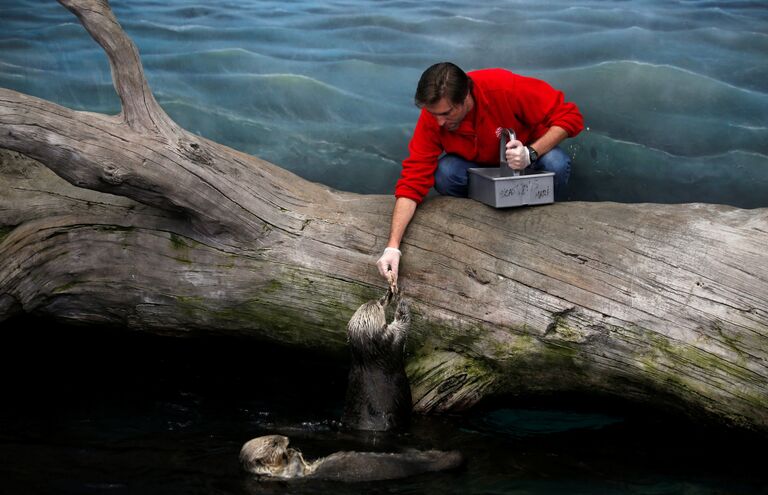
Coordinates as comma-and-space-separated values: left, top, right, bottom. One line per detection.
1, 0, 766, 206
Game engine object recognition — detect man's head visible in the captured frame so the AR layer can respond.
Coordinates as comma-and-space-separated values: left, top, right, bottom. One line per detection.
414, 62, 474, 131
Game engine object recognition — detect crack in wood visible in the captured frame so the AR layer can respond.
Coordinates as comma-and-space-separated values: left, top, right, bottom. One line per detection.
178, 138, 213, 166
465, 265, 491, 285
544, 306, 576, 336
562, 251, 589, 264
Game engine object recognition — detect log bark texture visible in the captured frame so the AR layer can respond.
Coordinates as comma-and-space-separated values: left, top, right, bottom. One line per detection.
1, 0, 767, 432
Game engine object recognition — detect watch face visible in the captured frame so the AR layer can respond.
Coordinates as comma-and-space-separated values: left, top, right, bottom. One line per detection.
528, 147, 538, 162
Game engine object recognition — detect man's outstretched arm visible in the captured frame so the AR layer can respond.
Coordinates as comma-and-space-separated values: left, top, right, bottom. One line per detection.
376, 197, 417, 283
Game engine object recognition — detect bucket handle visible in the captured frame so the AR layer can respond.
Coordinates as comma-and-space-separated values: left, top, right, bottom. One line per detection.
498, 127, 521, 177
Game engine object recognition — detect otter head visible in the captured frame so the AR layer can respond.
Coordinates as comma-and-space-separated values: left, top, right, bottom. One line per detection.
346, 289, 393, 344
239, 435, 309, 478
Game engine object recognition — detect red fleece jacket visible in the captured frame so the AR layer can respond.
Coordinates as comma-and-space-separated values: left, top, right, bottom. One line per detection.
394, 68, 584, 203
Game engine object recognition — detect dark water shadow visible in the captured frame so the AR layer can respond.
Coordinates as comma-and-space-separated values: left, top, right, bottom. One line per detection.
1, 314, 766, 495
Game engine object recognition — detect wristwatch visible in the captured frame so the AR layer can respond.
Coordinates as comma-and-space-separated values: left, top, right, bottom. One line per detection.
526, 146, 539, 164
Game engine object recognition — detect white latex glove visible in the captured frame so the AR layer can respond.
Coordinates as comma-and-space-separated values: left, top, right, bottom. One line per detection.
505, 140, 531, 170
376, 247, 401, 289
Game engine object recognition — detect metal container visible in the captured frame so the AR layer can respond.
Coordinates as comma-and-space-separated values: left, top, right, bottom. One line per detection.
467, 127, 555, 208
468, 168, 554, 208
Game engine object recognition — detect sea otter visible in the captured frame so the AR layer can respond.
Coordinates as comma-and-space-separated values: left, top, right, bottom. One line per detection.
342, 288, 412, 431
238, 290, 459, 482
239, 434, 462, 482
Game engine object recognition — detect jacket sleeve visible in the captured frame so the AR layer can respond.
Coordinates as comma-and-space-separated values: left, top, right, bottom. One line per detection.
514, 76, 584, 138
394, 110, 442, 203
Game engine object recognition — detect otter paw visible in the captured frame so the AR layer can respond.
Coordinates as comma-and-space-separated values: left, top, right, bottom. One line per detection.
394, 297, 411, 324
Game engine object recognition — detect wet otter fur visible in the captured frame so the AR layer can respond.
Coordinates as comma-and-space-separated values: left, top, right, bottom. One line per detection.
239, 434, 462, 482
239, 435, 309, 479
342, 289, 411, 431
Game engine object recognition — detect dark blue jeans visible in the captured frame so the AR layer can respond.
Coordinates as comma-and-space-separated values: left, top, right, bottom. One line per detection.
434, 146, 572, 200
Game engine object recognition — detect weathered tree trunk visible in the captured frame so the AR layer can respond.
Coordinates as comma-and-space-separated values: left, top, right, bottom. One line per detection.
1, 0, 766, 432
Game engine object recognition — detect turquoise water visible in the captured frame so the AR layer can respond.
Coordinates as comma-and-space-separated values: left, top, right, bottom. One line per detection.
2, 318, 766, 494
1, 0, 767, 206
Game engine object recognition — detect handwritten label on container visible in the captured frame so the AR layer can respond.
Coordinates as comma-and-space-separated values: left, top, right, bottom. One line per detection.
533, 183, 551, 200
495, 178, 551, 206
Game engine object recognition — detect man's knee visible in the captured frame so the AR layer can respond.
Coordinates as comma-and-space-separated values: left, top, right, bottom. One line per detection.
435, 154, 471, 197
535, 147, 571, 190
433, 164, 451, 195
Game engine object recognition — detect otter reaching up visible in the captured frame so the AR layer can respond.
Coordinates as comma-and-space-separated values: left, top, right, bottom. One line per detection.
342, 289, 412, 431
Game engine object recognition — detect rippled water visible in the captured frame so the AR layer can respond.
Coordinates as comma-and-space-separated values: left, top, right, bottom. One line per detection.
1, 318, 766, 495
1, 0, 766, 206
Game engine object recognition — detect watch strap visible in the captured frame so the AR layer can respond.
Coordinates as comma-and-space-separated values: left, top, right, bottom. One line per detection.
526, 146, 539, 164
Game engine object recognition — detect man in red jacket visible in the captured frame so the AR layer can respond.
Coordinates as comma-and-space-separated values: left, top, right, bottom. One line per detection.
377, 62, 584, 285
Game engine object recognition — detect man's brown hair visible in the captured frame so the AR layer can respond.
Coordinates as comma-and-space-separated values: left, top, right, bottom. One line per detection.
414, 62, 473, 108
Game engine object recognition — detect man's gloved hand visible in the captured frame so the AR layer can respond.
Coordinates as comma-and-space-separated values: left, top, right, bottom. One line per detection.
376, 247, 401, 289
505, 139, 531, 170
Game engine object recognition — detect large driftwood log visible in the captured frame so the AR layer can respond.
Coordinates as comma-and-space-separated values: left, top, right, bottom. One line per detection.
1, 0, 766, 432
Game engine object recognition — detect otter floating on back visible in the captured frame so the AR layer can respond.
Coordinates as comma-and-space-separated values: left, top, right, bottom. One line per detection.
342, 288, 411, 431
239, 434, 462, 482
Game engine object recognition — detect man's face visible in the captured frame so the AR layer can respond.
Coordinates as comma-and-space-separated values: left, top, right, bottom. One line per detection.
425, 94, 471, 132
